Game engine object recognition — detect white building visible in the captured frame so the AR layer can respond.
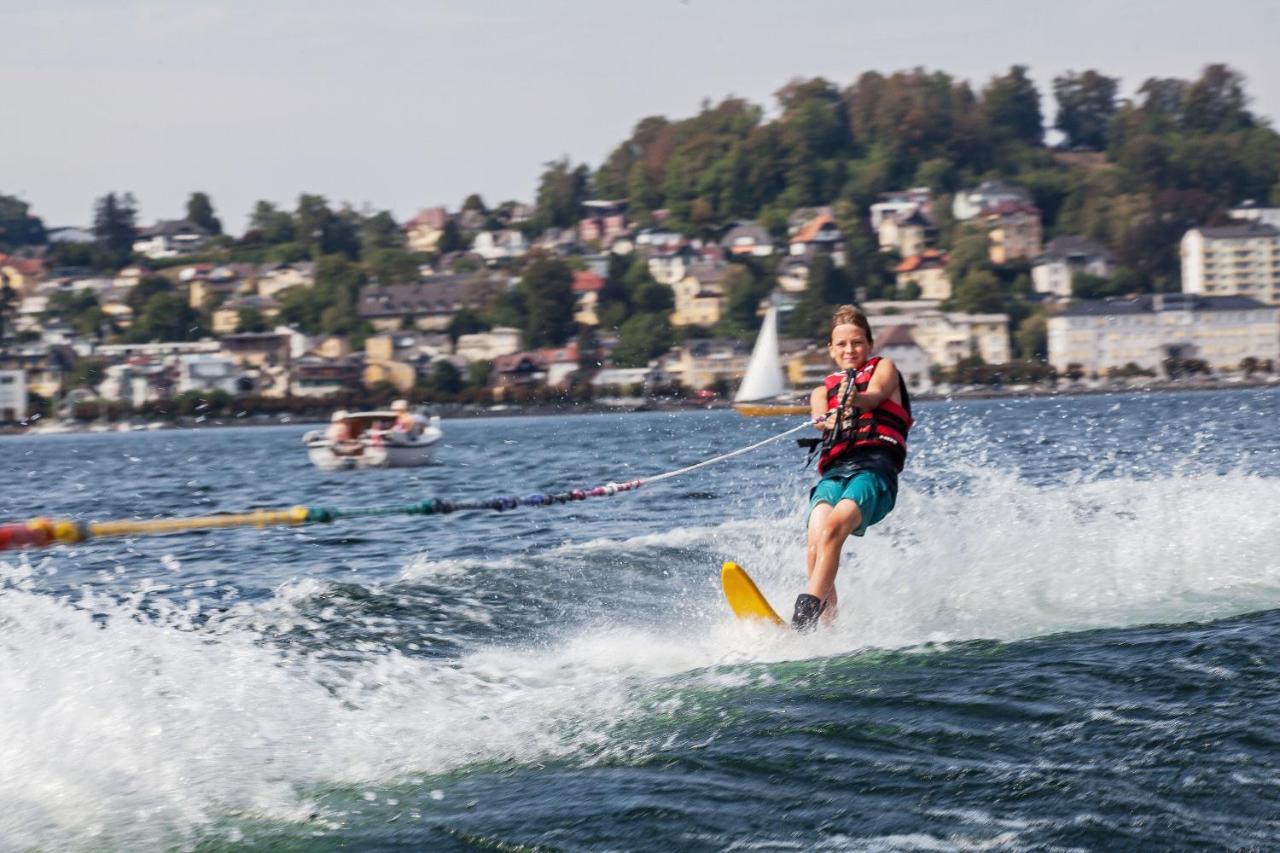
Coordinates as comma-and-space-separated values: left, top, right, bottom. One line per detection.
1229, 201, 1280, 230
0, 370, 26, 422
953, 180, 1033, 221
875, 325, 934, 393
99, 362, 172, 406
455, 327, 523, 362
471, 230, 529, 264
869, 187, 933, 231
1032, 236, 1113, 299
1047, 294, 1280, 375
861, 300, 1011, 368
132, 220, 211, 259
1180, 223, 1280, 304
176, 355, 241, 395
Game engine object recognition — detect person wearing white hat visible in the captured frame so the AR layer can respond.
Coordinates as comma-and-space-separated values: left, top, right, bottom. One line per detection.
327, 410, 353, 443
389, 399, 422, 438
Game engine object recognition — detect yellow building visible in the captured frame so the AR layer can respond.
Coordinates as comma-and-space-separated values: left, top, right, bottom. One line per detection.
894, 251, 952, 300
985, 202, 1043, 265
670, 262, 727, 327
363, 334, 417, 393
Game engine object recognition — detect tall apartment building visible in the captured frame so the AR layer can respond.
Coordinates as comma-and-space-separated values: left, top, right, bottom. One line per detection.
1180, 223, 1280, 304
1047, 294, 1280, 374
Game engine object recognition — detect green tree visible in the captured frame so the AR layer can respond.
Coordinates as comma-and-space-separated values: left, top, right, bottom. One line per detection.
535, 158, 590, 229
46, 289, 105, 338
446, 307, 489, 344
949, 269, 1004, 314
611, 313, 673, 367
1052, 70, 1119, 150
126, 275, 175, 314
423, 360, 464, 397
982, 65, 1043, 145
70, 357, 108, 390
519, 257, 577, 347
237, 308, 269, 333
186, 192, 222, 235
437, 219, 466, 254
0, 192, 46, 249
359, 210, 404, 253
366, 248, 419, 284
1014, 313, 1047, 360
461, 194, 488, 214
1181, 63, 1253, 133
717, 265, 764, 337
127, 292, 204, 342
0, 281, 16, 340
248, 201, 295, 244
92, 192, 138, 268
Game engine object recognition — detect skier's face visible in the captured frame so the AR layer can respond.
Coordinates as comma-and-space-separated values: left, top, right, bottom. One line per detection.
829, 323, 870, 370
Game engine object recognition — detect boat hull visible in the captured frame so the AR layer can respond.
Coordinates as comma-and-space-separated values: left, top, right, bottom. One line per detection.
733, 402, 810, 417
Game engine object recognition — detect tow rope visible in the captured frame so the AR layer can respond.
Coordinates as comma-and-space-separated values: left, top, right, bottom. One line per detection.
0, 421, 813, 551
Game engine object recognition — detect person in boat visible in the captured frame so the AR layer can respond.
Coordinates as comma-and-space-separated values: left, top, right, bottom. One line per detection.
794, 305, 913, 631
389, 399, 422, 439
326, 410, 353, 443
326, 410, 364, 456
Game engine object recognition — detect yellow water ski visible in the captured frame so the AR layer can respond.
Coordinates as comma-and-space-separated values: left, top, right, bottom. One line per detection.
721, 561, 786, 626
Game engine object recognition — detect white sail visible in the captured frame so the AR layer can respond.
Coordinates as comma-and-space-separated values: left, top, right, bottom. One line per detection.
734, 305, 788, 402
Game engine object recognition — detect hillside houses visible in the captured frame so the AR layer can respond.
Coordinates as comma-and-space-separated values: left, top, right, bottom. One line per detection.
358, 272, 509, 332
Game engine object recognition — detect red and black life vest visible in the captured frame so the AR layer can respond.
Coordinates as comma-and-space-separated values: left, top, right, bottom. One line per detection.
817, 356, 914, 474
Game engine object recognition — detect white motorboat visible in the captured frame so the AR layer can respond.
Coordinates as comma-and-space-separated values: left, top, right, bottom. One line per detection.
303, 410, 443, 470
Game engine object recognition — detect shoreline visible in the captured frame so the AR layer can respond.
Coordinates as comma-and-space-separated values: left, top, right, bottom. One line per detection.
4, 376, 1278, 436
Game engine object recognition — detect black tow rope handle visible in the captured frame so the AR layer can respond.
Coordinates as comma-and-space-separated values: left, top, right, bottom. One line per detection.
797, 368, 857, 469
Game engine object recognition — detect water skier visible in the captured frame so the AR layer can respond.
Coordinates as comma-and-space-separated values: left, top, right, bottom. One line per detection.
794, 305, 913, 630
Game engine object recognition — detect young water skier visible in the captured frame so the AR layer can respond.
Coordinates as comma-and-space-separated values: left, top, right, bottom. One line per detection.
793, 305, 913, 631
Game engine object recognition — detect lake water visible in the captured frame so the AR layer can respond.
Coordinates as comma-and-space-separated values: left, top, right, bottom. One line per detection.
2, 388, 1279, 850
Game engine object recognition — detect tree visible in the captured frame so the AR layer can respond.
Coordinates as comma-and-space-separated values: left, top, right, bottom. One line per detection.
185, 192, 222, 235
949, 269, 1004, 314
247, 201, 295, 244
126, 292, 204, 342
611, 313, 673, 367
46, 289, 105, 338
237, 308, 269, 333
461, 194, 488, 214
366, 248, 419, 284
70, 357, 108, 390
126, 275, 175, 315
717, 265, 764, 337
535, 158, 590, 229
517, 256, 576, 347
0, 192, 46, 249
92, 192, 138, 267
0, 281, 17, 340
446, 307, 489, 344
1014, 313, 1047, 360
983, 65, 1043, 145
359, 210, 403, 253
1052, 70, 1119, 150
422, 360, 464, 397
1181, 64, 1253, 133
437, 218, 466, 254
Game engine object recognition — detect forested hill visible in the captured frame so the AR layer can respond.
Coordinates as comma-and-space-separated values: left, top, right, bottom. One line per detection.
537, 63, 1279, 291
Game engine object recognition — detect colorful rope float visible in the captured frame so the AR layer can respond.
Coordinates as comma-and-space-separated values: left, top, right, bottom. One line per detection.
0, 421, 813, 552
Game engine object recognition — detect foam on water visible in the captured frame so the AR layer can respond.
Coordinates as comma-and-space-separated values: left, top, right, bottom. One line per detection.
2, 466, 1279, 847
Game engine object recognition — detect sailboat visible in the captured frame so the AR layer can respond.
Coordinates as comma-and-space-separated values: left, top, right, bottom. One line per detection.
733, 304, 810, 416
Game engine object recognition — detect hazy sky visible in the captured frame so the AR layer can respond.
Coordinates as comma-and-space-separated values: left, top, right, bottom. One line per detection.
4, 0, 1278, 233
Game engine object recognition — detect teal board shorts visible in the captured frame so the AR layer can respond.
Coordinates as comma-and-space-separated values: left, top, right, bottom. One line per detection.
807, 469, 896, 537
